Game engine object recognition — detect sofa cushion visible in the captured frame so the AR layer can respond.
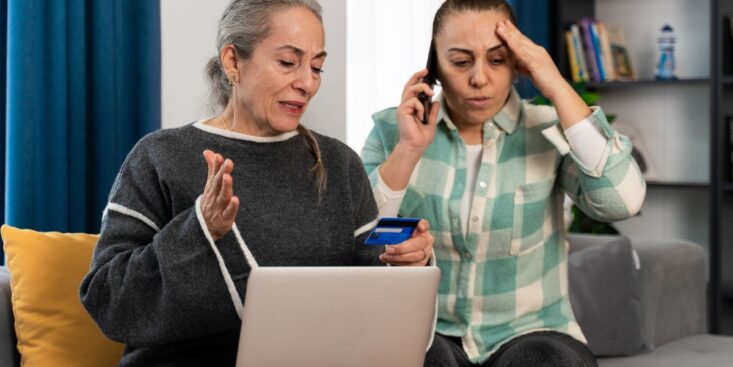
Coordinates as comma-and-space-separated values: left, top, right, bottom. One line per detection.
568, 235, 644, 356
1, 225, 124, 366
598, 334, 733, 367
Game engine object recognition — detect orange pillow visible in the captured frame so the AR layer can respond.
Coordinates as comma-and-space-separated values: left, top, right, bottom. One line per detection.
1, 225, 124, 366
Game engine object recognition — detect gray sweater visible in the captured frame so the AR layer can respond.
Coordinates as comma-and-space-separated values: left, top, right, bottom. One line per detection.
80, 122, 382, 366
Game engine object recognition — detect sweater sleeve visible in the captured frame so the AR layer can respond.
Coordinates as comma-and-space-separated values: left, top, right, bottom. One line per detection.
348, 149, 384, 266
80, 139, 246, 347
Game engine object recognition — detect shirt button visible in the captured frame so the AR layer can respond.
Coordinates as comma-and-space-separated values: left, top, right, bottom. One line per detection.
488, 122, 494, 127
464, 252, 472, 259
479, 181, 487, 188
472, 216, 479, 222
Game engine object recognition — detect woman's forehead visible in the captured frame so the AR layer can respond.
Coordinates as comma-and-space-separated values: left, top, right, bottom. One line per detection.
262, 6, 325, 53
436, 10, 509, 51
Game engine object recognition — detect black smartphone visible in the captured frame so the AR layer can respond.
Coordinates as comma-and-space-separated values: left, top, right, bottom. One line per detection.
417, 40, 438, 125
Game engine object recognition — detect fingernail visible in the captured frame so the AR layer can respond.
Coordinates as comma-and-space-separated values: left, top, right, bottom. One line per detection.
386, 246, 395, 254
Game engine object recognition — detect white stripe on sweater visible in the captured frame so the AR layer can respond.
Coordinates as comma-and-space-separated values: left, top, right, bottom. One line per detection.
354, 218, 378, 238
105, 203, 161, 232
195, 196, 246, 318
232, 223, 259, 269
193, 119, 299, 143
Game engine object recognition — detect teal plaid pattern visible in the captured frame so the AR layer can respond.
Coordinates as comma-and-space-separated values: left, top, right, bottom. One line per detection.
361, 89, 646, 363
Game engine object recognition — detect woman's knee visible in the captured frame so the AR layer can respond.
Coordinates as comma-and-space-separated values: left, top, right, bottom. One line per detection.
487, 332, 597, 367
423, 334, 462, 367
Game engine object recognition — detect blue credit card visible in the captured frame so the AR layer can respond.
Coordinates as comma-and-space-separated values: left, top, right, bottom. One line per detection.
364, 217, 420, 245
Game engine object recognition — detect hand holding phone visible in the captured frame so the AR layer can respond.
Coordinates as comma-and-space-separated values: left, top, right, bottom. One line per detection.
417, 40, 438, 125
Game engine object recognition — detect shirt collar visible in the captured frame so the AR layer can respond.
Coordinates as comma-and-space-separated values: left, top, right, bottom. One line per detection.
437, 87, 522, 135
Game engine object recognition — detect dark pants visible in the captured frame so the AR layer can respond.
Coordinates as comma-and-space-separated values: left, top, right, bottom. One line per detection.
424, 331, 598, 367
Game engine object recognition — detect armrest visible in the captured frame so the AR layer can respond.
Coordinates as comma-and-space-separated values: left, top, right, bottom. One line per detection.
567, 235, 707, 350
633, 239, 706, 348
0, 266, 20, 366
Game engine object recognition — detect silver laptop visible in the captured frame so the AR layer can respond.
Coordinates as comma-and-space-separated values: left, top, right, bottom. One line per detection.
236, 266, 440, 367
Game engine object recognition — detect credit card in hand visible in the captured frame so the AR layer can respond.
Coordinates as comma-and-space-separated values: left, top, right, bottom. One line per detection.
364, 217, 421, 245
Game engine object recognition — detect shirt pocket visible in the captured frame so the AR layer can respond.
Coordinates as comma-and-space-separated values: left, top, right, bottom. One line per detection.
510, 179, 555, 256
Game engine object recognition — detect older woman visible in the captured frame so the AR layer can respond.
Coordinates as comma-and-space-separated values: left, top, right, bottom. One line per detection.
362, 0, 646, 366
80, 1, 434, 365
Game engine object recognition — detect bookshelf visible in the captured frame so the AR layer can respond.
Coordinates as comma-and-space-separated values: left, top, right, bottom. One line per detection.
647, 181, 709, 190
551, 0, 732, 334
716, 0, 733, 336
586, 78, 710, 89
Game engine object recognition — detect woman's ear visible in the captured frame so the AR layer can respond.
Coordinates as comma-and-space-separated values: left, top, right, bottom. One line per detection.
220, 45, 240, 82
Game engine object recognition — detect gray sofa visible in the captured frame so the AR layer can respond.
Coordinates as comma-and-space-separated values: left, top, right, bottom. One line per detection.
0, 235, 732, 366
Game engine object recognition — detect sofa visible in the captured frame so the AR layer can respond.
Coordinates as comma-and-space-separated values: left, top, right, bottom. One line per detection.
1, 234, 732, 366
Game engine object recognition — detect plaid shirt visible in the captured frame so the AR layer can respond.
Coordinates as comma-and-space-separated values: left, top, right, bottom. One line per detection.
361, 89, 646, 363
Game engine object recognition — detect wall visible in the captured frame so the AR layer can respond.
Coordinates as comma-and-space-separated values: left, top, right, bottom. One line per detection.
160, 0, 347, 142
160, 0, 229, 128
595, 0, 711, 249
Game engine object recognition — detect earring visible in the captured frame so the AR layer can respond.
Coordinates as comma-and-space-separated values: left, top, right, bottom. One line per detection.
228, 77, 236, 87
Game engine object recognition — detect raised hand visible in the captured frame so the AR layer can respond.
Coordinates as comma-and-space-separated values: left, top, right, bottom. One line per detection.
497, 19, 591, 128
496, 19, 566, 102
200, 150, 240, 241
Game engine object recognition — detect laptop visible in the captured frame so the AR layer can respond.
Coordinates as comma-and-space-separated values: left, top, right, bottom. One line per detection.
235, 266, 440, 367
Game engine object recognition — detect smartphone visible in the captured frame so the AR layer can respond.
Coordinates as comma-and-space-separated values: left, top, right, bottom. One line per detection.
364, 217, 421, 245
417, 40, 439, 125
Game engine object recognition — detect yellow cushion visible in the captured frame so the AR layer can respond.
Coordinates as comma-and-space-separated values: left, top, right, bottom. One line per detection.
1, 225, 124, 366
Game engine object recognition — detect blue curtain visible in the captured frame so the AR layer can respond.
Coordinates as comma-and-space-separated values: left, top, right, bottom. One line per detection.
0, 0, 8, 236
0, 0, 5, 262
4, 0, 160, 244
507, 0, 550, 99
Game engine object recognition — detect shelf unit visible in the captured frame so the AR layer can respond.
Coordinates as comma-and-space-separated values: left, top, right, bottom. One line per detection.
714, 0, 733, 335
551, 0, 732, 334
647, 181, 710, 190
586, 79, 711, 89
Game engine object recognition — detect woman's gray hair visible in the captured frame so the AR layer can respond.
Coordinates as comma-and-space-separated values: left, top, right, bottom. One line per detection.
206, 0, 327, 199
206, 0, 323, 110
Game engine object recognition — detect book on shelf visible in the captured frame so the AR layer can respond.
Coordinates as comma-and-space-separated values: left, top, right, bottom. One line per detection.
565, 30, 582, 83
566, 19, 635, 82
596, 22, 616, 81
605, 24, 635, 81
577, 18, 603, 81
568, 24, 589, 82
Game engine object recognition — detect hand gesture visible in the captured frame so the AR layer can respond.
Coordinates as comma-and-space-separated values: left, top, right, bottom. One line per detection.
497, 20, 567, 101
200, 150, 239, 241
395, 69, 441, 153
380, 219, 434, 266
